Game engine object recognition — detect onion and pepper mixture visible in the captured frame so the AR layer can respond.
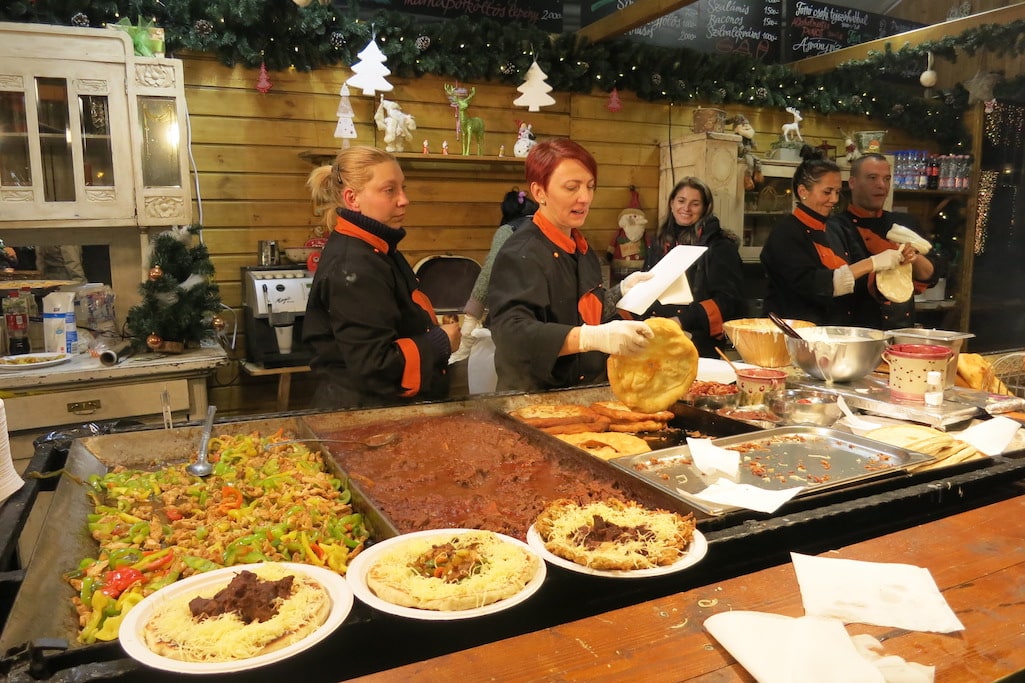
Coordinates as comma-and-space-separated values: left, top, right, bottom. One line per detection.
64, 430, 369, 644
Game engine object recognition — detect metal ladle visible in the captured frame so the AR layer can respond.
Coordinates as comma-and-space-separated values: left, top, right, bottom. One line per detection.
186, 405, 218, 477
267, 434, 399, 451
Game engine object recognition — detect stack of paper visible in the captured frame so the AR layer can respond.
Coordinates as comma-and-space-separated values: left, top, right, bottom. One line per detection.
0, 399, 25, 505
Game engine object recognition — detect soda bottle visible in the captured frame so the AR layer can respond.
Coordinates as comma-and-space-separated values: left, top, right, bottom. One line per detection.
3, 292, 29, 355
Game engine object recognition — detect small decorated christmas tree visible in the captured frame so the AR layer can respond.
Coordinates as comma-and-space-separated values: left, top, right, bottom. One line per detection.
126, 226, 221, 353
334, 84, 357, 147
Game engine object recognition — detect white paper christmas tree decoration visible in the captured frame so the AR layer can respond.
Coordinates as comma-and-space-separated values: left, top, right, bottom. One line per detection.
334, 84, 357, 147
346, 37, 393, 96
514, 60, 556, 112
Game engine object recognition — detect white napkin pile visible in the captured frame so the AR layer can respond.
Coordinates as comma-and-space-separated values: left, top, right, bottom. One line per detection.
617, 245, 706, 314
684, 438, 804, 513
0, 399, 25, 505
705, 551, 960, 682
953, 415, 1021, 456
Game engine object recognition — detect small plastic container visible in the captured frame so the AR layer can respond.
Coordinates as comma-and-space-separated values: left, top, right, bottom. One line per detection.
925, 370, 944, 407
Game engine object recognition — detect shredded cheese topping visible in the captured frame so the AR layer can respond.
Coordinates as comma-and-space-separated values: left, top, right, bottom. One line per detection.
537, 500, 694, 570
144, 564, 329, 662
367, 532, 537, 610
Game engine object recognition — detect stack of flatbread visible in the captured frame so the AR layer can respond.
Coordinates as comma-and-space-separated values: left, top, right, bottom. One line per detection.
508, 400, 672, 459
955, 353, 1012, 395
507, 404, 611, 435
864, 424, 983, 472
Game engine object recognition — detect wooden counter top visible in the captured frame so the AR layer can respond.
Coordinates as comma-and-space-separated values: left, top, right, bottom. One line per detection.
0, 346, 228, 392
352, 492, 1025, 683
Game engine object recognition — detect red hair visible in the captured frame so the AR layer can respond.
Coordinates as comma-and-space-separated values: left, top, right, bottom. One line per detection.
525, 138, 598, 191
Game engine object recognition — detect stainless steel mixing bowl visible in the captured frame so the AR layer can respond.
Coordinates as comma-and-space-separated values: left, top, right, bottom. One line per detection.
785, 326, 889, 382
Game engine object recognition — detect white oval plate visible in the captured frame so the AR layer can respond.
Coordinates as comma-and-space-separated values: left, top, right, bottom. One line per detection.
119, 562, 353, 675
346, 528, 546, 621
526, 525, 708, 579
0, 352, 72, 370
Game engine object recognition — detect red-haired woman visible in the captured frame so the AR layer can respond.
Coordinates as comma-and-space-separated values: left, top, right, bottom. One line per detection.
487, 138, 652, 392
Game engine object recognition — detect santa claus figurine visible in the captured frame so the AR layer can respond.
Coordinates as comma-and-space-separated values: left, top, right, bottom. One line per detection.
607, 206, 650, 287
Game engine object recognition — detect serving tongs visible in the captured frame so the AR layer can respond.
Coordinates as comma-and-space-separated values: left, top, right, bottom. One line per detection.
767, 312, 804, 340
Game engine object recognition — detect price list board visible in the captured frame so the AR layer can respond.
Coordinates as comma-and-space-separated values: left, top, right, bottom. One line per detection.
584, 0, 923, 64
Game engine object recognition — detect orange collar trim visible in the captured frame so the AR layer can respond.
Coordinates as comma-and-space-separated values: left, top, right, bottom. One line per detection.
793, 205, 826, 232
334, 215, 389, 253
848, 204, 883, 219
534, 212, 589, 254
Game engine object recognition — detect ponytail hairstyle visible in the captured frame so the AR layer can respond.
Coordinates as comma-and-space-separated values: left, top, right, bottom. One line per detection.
792, 144, 840, 199
307, 145, 396, 230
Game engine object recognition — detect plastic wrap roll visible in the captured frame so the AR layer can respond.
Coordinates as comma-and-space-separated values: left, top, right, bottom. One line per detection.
99, 341, 134, 367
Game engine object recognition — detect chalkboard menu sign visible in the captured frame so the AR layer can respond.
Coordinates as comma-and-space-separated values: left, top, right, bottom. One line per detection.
786, 0, 922, 60
380, 0, 564, 32
584, 0, 922, 64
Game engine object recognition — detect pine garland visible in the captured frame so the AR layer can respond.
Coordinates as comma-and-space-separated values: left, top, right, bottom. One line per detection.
5, 3, 1025, 147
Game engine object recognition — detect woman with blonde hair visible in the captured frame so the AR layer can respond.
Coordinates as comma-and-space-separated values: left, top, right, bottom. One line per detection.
302, 146, 460, 408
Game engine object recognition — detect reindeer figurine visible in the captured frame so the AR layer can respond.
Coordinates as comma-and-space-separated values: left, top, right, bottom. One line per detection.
444, 84, 485, 155
781, 107, 804, 143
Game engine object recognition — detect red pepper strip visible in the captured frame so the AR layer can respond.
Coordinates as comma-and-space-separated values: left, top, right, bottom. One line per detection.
310, 543, 325, 561
219, 485, 243, 511
100, 567, 144, 598
164, 506, 183, 521
133, 549, 174, 573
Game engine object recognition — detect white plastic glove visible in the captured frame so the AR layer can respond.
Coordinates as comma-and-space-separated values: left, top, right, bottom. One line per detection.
620, 270, 654, 297
870, 249, 903, 272
579, 320, 654, 356
448, 315, 481, 363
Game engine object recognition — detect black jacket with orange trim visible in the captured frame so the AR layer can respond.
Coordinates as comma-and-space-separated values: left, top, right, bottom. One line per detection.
760, 204, 862, 326
642, 215, 744, 358
487, 216, 612, 392
302, 209, 451, 409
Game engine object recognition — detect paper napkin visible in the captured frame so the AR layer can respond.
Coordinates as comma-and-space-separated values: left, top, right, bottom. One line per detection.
791, 552, 964, 633
617, 245, 706, 314
687, 437, 740, 478
689, 479, 804, 514
705, 611, 934, 683
954, 415, 1021, 456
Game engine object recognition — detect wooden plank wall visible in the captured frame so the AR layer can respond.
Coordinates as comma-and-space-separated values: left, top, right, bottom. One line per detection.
181, 54, 932, 416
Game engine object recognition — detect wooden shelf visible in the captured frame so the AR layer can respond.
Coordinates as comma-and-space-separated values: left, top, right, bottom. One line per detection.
299, 149, 525, 175
894, 188, 972, 197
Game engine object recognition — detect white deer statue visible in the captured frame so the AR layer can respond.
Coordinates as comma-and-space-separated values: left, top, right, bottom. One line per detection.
781, 107, 803, 143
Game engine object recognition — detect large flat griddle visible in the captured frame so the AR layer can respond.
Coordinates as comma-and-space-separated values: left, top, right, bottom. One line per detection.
610, 426, 933, 515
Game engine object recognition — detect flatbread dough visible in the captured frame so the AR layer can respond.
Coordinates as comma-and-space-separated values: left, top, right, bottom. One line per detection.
555, 432, 652, 459
365, 531, 538, 611
876, 262, 914, 303
143, 564, 332, 663
607, 318, 699, 413
589, 401, 674, 423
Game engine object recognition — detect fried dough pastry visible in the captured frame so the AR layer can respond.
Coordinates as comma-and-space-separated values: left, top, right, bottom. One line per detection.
607, 318, 698, 413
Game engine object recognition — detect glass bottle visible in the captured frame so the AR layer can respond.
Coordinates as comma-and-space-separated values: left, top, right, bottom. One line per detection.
3, 291, 30, 355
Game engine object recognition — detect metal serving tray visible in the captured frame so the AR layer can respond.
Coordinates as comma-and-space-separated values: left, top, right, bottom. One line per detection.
608, 426, 934, 516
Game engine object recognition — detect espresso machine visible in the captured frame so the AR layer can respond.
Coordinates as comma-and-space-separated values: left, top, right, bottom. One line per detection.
242, 265, 315, 367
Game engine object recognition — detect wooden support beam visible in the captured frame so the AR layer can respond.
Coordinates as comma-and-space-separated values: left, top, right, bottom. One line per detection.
790, 3, 1025, 75
576, 0, 699, 44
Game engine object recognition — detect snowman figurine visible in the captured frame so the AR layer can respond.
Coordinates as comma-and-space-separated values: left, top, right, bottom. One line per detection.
513, 122, 536, 158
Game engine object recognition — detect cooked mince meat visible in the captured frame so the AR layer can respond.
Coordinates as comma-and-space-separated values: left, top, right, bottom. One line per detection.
189, 570, 294, 623
574, 515, 651, 549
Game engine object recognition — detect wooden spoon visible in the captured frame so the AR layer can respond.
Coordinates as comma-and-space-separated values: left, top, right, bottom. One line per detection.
715, 346, 743, 377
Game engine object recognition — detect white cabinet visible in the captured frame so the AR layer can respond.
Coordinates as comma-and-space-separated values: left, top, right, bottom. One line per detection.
0, 22, 190, 228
